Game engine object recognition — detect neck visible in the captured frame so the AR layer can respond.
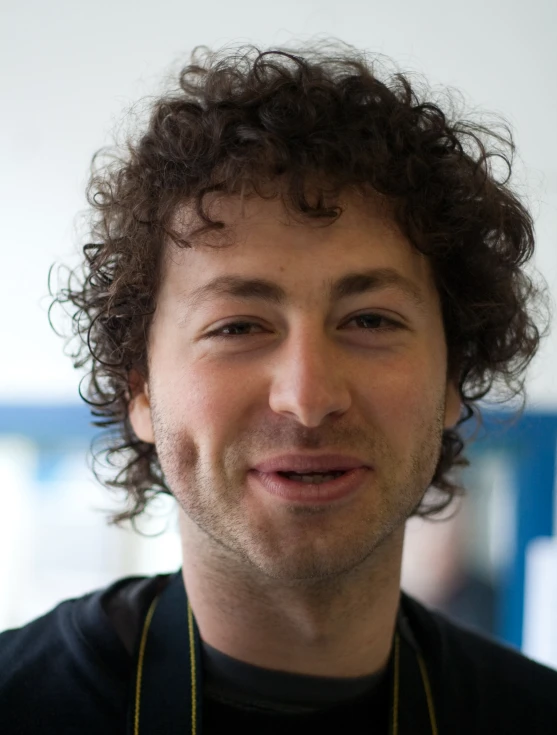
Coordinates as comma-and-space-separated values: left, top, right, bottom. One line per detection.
179, 510, 404, 678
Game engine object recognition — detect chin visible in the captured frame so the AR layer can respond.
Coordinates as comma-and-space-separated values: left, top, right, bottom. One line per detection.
244, 540, 378, 584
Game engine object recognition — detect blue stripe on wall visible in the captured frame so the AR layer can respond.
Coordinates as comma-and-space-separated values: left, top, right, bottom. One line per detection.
0, 403, 96, 445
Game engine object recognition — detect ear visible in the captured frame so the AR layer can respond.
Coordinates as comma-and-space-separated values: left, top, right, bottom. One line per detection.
128, 369, 155, 444
443, 379, 461, 429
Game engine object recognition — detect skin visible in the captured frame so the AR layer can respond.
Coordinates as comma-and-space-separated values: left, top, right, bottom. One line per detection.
129, 190, 461, 678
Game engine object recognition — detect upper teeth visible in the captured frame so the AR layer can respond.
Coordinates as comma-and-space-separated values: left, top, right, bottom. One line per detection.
282, 471, 344, 483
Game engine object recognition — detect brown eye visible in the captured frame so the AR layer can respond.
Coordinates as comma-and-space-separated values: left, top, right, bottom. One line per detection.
207, 321, 265, 338
347, 313, 402, 331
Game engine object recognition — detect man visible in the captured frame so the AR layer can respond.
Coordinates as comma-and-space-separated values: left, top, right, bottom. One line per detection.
1, 41, 555, 733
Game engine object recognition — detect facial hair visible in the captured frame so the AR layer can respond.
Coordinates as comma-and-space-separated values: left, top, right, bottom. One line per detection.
148, 385, 448, 585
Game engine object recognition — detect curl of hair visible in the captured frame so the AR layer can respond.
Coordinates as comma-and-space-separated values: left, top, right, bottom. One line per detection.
51, 41, 550, 526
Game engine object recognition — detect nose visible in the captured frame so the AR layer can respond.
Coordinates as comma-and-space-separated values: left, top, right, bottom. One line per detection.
268, 329, 352, 427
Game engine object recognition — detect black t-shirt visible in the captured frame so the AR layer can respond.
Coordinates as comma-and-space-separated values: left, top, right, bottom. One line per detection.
1, 570, 556, 733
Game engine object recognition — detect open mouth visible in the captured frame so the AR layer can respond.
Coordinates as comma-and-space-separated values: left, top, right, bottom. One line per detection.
251, 467, 367, 503
277, 470, 346, 484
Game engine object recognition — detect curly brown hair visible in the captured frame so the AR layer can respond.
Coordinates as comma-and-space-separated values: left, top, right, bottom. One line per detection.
51, 41, 549, 527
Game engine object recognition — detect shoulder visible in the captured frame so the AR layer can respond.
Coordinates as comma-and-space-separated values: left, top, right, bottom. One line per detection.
0, 573, 166, 734
401, 593, 557, 733
402, 592, 557, 688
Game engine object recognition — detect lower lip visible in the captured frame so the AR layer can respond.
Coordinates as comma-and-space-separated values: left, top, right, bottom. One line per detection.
249, 468, 369, 504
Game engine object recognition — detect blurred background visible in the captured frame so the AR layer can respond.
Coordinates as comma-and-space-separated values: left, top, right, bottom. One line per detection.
1, 0, 556, 668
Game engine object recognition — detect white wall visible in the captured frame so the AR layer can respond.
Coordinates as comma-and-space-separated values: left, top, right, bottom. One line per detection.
2, 0, 556, 405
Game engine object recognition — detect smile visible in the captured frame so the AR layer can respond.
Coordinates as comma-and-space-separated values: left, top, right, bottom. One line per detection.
249, 467, 369, 504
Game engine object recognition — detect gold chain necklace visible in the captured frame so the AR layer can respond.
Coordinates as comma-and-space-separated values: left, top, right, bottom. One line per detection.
133, 597, 438, 734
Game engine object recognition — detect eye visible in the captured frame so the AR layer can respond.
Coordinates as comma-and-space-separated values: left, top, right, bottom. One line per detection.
344, 313, 403, 332
204, 313, 403, 339
205, 321, 266, 338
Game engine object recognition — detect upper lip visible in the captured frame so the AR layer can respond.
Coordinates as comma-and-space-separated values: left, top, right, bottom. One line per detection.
252, 454, 370, 473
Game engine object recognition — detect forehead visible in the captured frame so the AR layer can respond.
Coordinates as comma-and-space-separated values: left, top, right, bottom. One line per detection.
172, 189, 398, 247
161, 192, 437, 303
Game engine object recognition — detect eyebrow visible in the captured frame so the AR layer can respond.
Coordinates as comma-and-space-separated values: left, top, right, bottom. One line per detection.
184, 268, 427, 312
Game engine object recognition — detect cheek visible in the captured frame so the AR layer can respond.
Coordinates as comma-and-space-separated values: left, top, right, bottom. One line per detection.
157, 359, 255, 448
192, 364, 251, 418
362, 357, 443, 437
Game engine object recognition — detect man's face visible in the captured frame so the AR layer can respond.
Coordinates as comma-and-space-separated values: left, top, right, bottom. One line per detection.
130, 192, 460, 582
